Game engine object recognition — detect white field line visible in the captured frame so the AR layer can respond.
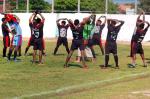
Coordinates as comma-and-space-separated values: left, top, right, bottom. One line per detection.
12, 72, 150, 99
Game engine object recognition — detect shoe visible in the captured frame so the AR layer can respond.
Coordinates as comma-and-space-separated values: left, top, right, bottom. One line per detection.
83, 65, 88, 69
114, 66, 119, 69
100, 65, 108, 69
143, 64, 147, 67
38, 62, 44, 65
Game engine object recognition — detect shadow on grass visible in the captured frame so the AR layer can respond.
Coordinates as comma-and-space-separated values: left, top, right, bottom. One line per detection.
54, 54, 65, 56
146, 61, 150, 64
27, 53, 33, 56
68, 63, 83, 68
145, 58, 150, 60
99, 64, 113, 68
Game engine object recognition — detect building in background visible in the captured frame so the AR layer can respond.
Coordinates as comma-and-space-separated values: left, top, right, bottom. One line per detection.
113, 0, 136, 14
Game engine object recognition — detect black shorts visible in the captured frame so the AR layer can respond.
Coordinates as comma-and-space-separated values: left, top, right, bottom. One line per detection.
105, 42, 117, 55
33, 38, 43, 51
92, 34, 101, 45
3, 36, 10, 47
57, 37, 68, 46
132, 42, 144, 54
70, 39, 84, 50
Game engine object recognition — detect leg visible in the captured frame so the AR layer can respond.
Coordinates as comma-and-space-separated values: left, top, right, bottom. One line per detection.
131, 54, 136, 67
54, 44, 60, 55
104, 54, 109, 68
81, 50, 88, 68
3, 46, 7, 57
14, 46, 19, 60
8, 46, 15, 60
18, 46, 21, 56
89, 46, 96, 61
140, 53, 147, 67
53, 38, 61, 55
113, 54, 119, 68
99, 40, 104, 55
33, 50, 37, 63
64, 50, 74, 68
39, 50, 43, 64
25, 45, 30, 55
64, 43, 70, 54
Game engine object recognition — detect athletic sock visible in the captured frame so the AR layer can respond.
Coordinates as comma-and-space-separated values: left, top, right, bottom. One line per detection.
105, 55, 109, 67
91, 48, 96, 58
3, 47, 6, 57
14, 50, 17, 60
114, 55, 118, 67
25, 47, 29, 55
8, 49, 13, 60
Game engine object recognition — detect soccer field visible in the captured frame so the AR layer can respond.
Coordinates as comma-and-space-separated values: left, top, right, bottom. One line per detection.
0, 40, 150, 99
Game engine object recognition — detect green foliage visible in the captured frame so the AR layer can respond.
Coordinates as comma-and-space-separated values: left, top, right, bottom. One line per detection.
30, 0, 51, 11
54, 0, 78, 11
8, 0, 51, 12
54, 0, 117, 13
139, 0, 150, 13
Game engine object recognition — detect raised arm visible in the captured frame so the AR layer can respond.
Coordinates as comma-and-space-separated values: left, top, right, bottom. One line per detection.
90, 14, 96, 25
56, 18, 66, 25
38, 13, 45, 22
68, 19, 74, 28
144, 21, 150, 30
29, 13, 36, 23
136, 9, 145, 25
116, 20, 124, 27
98, 16, 106, 25
107, 19, 113, 25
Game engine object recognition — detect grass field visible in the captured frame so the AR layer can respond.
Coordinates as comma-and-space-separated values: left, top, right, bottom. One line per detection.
0, 40, 150, 99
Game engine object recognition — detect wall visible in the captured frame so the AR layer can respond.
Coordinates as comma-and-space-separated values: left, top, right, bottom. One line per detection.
0, 13, 150, 41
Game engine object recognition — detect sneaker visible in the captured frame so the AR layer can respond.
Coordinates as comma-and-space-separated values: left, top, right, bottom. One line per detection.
143, 64, 147, 67
114, 66, 119, 69
83, 65, 88, 69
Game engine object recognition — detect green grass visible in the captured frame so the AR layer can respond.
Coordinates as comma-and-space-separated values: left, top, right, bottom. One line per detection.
0, 40, 150, 99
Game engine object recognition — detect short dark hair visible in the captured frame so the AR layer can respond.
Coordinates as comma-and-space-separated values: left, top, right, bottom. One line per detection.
139, 23, 145, 29
36, 18, 41, 23
74, 19, 79, 25
61, 21, 66, 25
111, 20, 116, 25
1, 18, 6, 22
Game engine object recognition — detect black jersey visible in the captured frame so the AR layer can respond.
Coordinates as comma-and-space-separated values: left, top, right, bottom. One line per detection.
133, 28, 148, 43
30, 21, 44, 39
57, 24, 69, 38
93, 24, 105, 35
106, 25, 122, 42
70, 24, 84, 40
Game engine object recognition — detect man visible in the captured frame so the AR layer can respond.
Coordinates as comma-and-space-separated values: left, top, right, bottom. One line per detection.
31, 11, 45, 64
129, 9, 145, 57
83, 15, 96, 60
53, 18, 70, 55
1, 18, 11, 57
24, 13, 46, 56
102, 19, 124, 69
64, 18, 89, 69
131, 21, 149, 67
7, 15, 22, 61
91, 16, 106, 55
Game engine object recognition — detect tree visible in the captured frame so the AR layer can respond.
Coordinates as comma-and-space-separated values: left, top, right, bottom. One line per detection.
54, 0, 117, 13
7, 0, 51, 12
54, 0, 77, 12
138, 0, 150, 13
